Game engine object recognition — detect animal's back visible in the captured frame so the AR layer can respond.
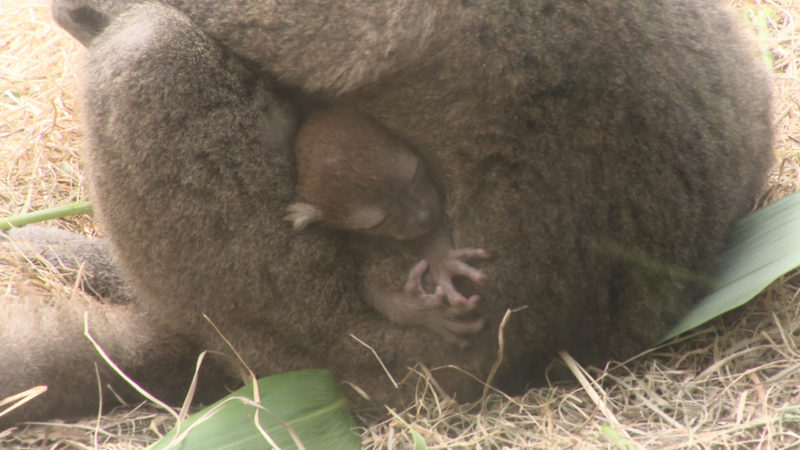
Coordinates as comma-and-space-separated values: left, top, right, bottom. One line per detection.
334, 0, 773, 385
10, 0, 773, 421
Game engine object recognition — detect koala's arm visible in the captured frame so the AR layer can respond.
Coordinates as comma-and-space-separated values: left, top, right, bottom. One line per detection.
4, 225, 132, 303
197, 0, 457, 93
52, 0, 461, 94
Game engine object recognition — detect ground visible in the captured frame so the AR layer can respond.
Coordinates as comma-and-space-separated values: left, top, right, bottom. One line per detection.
1, 0, 800, 448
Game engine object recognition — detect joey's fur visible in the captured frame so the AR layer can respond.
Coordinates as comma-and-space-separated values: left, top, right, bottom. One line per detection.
0, 0, 773, 426
288, 108, 442, 240
288, 108, 489, 345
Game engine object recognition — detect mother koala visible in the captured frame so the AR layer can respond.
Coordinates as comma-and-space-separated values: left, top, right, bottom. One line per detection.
1, 0, 772, 426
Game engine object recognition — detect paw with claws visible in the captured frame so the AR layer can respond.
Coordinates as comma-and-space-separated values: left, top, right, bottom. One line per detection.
425, 247, 490, 308
368, 257, 487, 348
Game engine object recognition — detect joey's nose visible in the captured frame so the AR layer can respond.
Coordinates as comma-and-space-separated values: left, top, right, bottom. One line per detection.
416, 208, 438, 230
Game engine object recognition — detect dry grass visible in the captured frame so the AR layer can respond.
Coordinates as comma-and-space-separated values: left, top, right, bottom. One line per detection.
2, 0, 800, 448
0, 0, 91, 232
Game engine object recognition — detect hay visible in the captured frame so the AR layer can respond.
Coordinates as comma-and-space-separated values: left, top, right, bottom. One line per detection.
2, 0, 800, 448
0, 0, 90, 233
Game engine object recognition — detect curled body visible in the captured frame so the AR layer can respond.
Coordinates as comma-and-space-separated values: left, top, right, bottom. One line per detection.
0, 0, 773, 427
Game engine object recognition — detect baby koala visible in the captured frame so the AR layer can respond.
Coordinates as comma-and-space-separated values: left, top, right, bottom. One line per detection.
286, 108, 489, 346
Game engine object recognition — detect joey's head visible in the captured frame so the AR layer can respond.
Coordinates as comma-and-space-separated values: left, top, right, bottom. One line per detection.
286, 108, 441, 240
345, 152, 441, 240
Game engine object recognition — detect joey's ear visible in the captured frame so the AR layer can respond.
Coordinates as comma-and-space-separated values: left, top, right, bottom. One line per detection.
285, 202, 324, 230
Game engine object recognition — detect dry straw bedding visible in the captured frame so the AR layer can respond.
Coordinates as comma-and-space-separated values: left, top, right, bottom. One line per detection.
2, 0, 800, 448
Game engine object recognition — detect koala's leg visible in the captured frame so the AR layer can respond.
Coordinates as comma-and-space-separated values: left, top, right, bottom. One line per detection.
4, 225, 132, 303
0, 285, 224, 429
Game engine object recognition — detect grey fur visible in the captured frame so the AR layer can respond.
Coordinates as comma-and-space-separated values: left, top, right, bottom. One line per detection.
5, 225, 132, 302
0, 0, 773, 426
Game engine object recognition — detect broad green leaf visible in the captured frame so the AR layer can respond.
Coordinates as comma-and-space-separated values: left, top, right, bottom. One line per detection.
150, 369, 360, 450
662, 192, 800, 341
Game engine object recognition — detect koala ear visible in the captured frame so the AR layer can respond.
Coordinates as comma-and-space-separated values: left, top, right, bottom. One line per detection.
285, 202, 324, 230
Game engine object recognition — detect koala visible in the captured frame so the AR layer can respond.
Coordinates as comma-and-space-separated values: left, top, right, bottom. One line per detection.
0, 0, 773, 427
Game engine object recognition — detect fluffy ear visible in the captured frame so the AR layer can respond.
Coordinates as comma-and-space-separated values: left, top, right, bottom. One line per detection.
285, 202, 324, 230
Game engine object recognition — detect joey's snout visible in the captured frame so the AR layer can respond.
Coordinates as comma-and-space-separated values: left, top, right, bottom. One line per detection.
414, 207, 438, 231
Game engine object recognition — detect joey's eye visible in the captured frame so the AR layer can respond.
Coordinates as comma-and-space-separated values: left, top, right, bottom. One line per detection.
409, 162, 423, 187
367, 212, 392, 231
365, 207, 409, 239
390, 154, 420, 193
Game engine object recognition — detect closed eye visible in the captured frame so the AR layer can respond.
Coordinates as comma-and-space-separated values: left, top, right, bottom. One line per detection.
367, 212, 392, 231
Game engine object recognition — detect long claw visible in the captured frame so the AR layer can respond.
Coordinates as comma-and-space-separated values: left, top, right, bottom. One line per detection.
451, 260, 487, 285
446, 294, 480, 315
439, 277, 467, 306
404, 260, 445, 307
450, 248, 491, 260
404, 259, 429, 294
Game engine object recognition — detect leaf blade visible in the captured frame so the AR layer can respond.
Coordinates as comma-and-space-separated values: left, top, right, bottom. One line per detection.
663, 192, 800, 341
150, 369, 360, 450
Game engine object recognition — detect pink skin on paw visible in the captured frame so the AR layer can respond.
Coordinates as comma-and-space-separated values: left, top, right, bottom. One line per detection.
369, 248, 489, 348
401, 259, 485, 347
404, 259, 485, 348
428, 247, 491, 307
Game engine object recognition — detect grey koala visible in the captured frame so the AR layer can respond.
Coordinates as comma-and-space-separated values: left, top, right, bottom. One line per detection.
0, 0, 772, 427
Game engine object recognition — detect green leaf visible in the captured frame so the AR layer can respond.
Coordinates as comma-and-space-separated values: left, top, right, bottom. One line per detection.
600, 424, 637, 450
746, 7, 776, 68
0, 201, 92, 230
388, 409, 427, 450
662, 192, 800, 341
150, 369, 360, 450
